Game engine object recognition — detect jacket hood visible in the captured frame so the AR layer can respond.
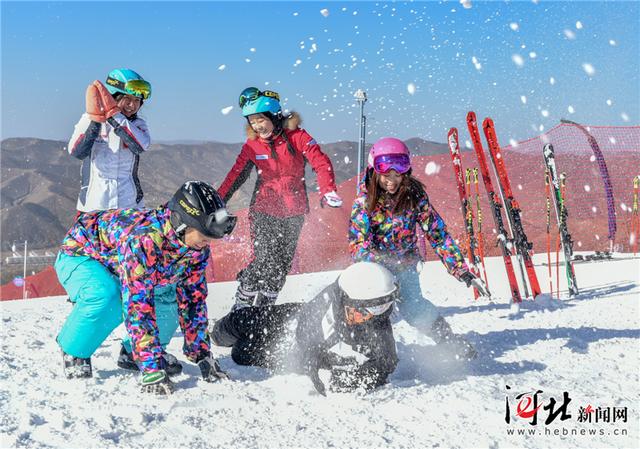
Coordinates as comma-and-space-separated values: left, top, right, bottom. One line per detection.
245, 111, 302, 140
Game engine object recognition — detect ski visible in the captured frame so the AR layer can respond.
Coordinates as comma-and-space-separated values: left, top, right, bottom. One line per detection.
447, 127, 485, 299
482, 118, 542, 298
543, 144, 579, 296
466, 112, 521, 303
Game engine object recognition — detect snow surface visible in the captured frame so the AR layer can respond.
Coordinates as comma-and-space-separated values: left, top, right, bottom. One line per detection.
1, 255, 639, 449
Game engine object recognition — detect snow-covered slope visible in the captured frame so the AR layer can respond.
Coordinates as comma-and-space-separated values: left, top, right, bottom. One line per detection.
1, 255, 638, 449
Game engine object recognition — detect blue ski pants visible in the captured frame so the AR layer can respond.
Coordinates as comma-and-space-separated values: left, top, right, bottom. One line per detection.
394, 267, 441, 334
54, 253, 179, 358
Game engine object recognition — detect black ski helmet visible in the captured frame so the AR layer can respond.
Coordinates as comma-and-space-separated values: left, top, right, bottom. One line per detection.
168, 181, 236, 239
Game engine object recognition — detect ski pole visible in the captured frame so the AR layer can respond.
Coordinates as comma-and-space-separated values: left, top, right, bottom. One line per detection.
633, 176, 639, 255
472, 167, 490, 290
545, 170, 553, 297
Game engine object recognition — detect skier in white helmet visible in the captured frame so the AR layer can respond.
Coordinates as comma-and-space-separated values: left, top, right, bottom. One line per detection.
211, 262, 399, 394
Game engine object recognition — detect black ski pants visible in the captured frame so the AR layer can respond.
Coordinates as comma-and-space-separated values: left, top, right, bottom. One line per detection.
236, 210, 305, 295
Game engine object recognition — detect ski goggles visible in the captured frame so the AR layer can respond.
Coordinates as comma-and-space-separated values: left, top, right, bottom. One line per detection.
238, 87, 280, 108
373, 153, 411, 174
106, 77, 152, 100
203, 209, 237, 239
344, 301, 394, 325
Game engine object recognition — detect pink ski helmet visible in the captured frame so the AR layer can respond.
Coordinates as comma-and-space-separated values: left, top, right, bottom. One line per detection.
368, 137, 411, 174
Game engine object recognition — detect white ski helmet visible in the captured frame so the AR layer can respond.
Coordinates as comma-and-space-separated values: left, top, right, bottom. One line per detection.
338, 262, 397, 300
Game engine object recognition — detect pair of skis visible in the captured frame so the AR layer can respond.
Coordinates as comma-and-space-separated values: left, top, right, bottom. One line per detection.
464, 112, 542, 303
543, 144, 579, 296
447, 128, 490, 299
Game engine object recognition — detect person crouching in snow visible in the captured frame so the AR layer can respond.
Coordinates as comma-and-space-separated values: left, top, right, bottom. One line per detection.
55, 181, 235, 394
211, 262, 399, 395
217, 87, 343, 310
349, 137, 489, 360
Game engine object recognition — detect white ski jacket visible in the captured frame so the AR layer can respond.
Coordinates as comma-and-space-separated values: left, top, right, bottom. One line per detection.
68, 112, 151, 212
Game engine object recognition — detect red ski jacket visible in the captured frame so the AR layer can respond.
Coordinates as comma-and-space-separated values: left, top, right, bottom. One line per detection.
218, 127, 337, 217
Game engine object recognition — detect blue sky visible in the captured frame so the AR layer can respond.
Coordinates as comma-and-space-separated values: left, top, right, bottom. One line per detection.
2, 1, 638, 144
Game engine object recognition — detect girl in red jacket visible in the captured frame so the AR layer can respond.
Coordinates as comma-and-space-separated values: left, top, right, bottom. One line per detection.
218, 88, 343, 308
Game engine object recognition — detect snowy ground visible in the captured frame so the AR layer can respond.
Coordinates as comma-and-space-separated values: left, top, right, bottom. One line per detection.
1, 254, 639, 449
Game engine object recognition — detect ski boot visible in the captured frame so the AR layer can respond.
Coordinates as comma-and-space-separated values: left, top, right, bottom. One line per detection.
117, 344, 183, 376
62, 351, 92, 378
140, 370, 174, 395
430, 316, 478, 360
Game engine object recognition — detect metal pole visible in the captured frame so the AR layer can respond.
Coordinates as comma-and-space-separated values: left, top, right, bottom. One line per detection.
23, 240, 27, 300
354, 89, 367, 189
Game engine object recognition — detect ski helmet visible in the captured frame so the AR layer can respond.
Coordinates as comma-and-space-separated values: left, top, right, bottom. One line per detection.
168, 181, 236, 239
105, 68, 152, 100
367, 137, 411, 174
337, 262, 398, 325
239, 87, 282, 117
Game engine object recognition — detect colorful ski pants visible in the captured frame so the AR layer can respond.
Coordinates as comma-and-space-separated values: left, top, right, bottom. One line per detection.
55, 253, 178, 358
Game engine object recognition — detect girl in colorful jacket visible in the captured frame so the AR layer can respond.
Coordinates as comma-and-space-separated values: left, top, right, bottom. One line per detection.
348, 137, 489, 359
55, 181, 235, 394
218, 87, 343, 308
68, 68, 151, 212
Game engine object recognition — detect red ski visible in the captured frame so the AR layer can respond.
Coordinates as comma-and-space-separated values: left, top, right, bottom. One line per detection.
482, 118, 542, 298
447, 127, 486, 299
466, 112, 522, 303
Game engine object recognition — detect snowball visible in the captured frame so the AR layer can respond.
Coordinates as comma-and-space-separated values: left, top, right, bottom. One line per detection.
584, 185, 591, 192
407, 83, 416, 95
221, 106, 233, 115
218, 64, 226, 71
510, 22, 519, 31
320, 8, 329, 17
425, 161, 441, 175
512, 54, 524, 67
582, 63, 595, 76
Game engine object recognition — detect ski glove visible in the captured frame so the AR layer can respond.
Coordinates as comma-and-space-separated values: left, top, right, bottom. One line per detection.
198, 355, 230, 382
322, 191, 343, 208
85, 83, 106, 123
93, 80, 121, 119
140, 370, 175, 395
459, 271, 490, 298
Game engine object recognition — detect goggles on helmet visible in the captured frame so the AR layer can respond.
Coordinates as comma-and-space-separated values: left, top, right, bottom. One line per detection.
373, 153, 411, 174
203, 209, 237, 239
238, 87, 280, 108
344, 301, 394, 326
106, 77, 152, 100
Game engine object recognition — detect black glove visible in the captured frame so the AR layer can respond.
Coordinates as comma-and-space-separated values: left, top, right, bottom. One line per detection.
198, 355, 230, 382
459, 271, 491, 298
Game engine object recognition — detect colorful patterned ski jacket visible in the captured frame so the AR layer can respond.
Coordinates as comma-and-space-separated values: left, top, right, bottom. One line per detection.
218, 126, 337, 217
59, 206, 210, 372
349, 179, 468, 277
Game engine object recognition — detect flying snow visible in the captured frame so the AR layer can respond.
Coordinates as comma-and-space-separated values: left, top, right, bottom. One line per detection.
425, 161, 441, 175
541, 110, 549, 118
407, 83, 417, 95
221, 106, 233, 115
520, 95, 527, 104
460, 0, 472, 9
218, 64, 226, 71
509, 23, 519, 31
606, 99, 613, 106
344, 156, 350, 164
590, 155, 596, 162
564, 29, 576, 40
320, 9, 329, 17
609, 137, 617, 144
471, 56, 482, 71
582, 63, 596, 76
568, 105, 575, 114
621, 112, 629, 122
509, 138, 518, 147
511, 54, 524, 67
576, 21, 583, 29
584, 185, 591, 192
550, 77, 556, 85
609, 39, 617, 46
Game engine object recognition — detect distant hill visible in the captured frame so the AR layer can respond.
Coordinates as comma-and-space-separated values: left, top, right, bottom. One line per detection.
0, 136, 448, 252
